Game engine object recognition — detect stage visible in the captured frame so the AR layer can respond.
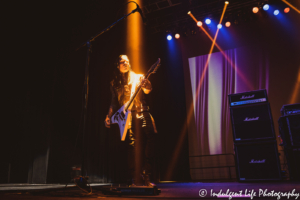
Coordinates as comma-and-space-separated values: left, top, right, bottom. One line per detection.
3, 1, 300, 200
1, 181, 300, 199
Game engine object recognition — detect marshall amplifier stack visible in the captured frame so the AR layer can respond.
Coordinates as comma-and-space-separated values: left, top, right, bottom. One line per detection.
278, 103, 300, 180
228, 89, 281, 181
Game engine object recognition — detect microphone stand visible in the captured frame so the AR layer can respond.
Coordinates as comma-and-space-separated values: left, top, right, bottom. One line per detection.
76, 8, 139, 180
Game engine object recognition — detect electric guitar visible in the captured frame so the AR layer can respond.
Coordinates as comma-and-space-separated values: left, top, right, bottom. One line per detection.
111, 58, 161, 141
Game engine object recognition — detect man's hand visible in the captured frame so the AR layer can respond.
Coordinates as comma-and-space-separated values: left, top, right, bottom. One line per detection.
140, 78, 152, 94
104, 115, 111, 128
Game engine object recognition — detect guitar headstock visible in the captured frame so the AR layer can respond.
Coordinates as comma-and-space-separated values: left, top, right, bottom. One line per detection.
148, 58, 161, 75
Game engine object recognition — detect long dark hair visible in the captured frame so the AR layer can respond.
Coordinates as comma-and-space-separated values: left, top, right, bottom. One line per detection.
112, 55, 132, 89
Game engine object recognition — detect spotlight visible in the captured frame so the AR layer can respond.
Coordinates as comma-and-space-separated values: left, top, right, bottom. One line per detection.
217, 24, 222, 29
263, 4, 269, 11
252, 7, 259, 13
167, 35, 172, 40
197, 21, 203, 27
175, 33, 180, 39
225, 21, 231, 27
225, 1, 229, 4
274, 9, 280, 15
284, 7, 290, 13
205, 18, 211, 25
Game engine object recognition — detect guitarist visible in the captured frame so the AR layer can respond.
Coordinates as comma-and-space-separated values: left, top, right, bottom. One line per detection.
104, 55, 157, 186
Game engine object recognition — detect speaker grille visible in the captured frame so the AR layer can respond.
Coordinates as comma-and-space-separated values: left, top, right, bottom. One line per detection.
235, 141, 281, 181
230, 103, 275, 142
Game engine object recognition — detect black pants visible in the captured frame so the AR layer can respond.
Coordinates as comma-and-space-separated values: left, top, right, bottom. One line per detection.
126, 111, 156, 184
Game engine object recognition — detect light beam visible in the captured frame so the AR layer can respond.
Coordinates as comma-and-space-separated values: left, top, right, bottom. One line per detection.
282, 0, 300, 14
165, 2, 232, 181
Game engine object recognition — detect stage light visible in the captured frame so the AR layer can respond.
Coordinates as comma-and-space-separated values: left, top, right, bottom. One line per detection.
197, 21, 203, 27
175, 33, 180, 39
217, 24, 222, 29
225, 1, 229, 4
205, 18, 211, 24
252, 7, 259, 13
167, 35, 172, 40
284, 7, 290, 13
274, 9, 280, 15
282, 0, 300, 14
263, 4, 269, 11
225, 21, 231, 27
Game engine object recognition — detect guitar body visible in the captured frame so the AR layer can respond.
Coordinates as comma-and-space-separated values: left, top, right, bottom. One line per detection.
111, 103, 133, 141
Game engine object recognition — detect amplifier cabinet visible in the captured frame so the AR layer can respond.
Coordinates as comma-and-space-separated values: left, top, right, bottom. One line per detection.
279, 114, 300, 147
280, 103, 300, 116
278, 114, 300, 180
230, 103, 276, 142
284, 147, 300, 180
234, 141, 281, 181
229, 89, 268, 107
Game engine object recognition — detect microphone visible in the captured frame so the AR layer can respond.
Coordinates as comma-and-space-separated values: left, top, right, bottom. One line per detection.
133, 4, 147, 25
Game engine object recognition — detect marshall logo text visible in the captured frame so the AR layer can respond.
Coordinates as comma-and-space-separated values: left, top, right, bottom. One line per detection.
244, 117, 259, 121
240, 94, 255, 100
249, 159, 266, 164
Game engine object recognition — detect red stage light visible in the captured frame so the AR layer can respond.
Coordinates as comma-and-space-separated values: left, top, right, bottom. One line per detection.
175, 33, 180, 39
284, 7, 290, 13
197, 21, 203, 27
225, 22, 231, 27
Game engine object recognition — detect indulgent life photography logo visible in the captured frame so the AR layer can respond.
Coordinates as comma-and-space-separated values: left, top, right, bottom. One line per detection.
198, 188, 299, 199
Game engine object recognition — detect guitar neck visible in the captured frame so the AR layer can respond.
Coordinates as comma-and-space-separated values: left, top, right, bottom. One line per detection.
124, 58, 160, 112
125, 73, 151, 112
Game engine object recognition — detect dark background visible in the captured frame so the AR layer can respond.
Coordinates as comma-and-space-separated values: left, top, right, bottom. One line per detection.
2, 0, 300, 183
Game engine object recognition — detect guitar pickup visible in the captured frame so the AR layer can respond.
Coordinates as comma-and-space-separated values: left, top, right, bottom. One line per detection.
120, 112, 125, 119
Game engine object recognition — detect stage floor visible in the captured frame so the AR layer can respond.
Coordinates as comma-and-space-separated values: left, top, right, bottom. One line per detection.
1, 181, 300, 199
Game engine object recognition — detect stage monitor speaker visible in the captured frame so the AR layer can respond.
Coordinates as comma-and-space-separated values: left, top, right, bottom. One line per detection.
234, 141, 281, 181
230, 103, 275, 142
279, 114, 300, 147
